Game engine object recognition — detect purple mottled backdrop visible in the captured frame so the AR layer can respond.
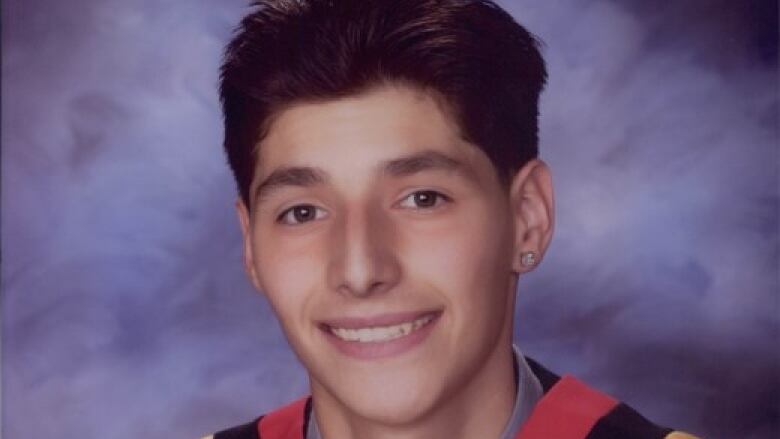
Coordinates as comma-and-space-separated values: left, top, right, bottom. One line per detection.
2, 0, 778, 438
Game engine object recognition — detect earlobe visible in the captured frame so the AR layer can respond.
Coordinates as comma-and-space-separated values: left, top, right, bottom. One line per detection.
509, 159, 555, 273
235, 199, 263, 291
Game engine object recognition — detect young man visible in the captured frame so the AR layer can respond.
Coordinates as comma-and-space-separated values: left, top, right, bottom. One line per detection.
208, 1, 695, 438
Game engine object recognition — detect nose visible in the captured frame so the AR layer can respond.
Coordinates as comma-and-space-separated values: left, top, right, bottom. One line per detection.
327, 205, 401, 298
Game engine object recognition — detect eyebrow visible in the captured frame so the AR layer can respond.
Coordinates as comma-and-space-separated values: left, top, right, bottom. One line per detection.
254, 166, 328, 203
381, 150, 466, 178
253, 150, 470, 203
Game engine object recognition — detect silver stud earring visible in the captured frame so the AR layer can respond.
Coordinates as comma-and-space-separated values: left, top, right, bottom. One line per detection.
520, 251, 538, 267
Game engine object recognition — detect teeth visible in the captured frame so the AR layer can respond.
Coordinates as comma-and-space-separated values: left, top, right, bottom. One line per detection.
330, 314, 434, 343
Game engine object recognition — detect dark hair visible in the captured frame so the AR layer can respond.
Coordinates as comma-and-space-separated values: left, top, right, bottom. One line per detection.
220, 0, 547, 206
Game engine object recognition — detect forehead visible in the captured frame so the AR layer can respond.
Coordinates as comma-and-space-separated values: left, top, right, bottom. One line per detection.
253, 85, 489, 183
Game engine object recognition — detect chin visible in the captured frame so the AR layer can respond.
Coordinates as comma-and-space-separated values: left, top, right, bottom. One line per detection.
316, 365, 446, 427
345, 385, 440, 426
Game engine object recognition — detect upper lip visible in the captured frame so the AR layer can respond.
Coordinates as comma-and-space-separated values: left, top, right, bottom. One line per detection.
320, 310, 441, 330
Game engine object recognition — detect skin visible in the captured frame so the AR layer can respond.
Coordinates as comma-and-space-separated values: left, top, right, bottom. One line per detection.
236, 84, 554, 439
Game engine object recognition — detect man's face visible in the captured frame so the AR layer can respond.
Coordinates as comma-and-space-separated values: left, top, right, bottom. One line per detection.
237, 85, 538, 424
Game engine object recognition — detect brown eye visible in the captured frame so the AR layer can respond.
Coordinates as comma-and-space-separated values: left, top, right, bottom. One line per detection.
414, 191, 436, 207
399, 190, 450, 209
278, 204, 326, 225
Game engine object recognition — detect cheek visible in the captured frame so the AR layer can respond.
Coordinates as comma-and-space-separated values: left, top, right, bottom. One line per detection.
252, 234, 325, 322
402, 209, 514, 305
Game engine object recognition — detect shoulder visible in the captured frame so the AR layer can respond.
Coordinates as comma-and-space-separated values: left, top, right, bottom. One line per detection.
525, 357, 699, 439
205, 397, 311, 439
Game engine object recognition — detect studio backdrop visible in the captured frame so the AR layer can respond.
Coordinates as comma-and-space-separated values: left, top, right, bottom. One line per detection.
2, 0, 778, 438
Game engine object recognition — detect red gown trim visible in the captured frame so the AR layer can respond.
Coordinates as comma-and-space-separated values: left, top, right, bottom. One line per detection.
514, 375, 618, 439
257, 397, 309, 439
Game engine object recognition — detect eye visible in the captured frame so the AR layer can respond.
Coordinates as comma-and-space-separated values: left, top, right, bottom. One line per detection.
276, 204, 327, 225
398, 190, 451, 209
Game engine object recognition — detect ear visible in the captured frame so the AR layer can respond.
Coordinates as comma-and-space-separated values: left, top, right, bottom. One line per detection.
509, 159, 555, 273
236, 199, 263, 291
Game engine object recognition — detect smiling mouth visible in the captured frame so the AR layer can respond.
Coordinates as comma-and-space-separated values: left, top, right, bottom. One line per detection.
326, 313, 437, 343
